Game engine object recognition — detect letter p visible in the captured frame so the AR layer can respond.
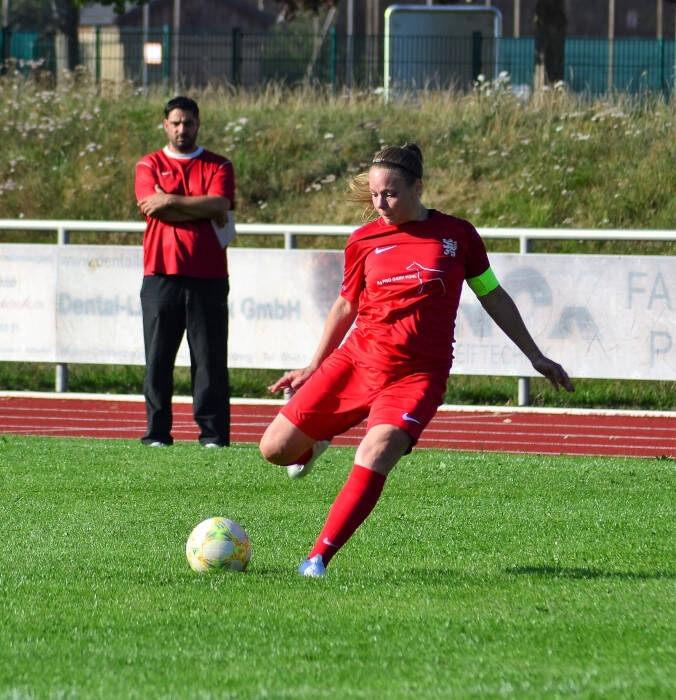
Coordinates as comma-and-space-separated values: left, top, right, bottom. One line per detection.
650, 331, 672, 367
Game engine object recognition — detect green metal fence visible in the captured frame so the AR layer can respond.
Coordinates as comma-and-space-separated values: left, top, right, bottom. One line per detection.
2, 26, 674, 97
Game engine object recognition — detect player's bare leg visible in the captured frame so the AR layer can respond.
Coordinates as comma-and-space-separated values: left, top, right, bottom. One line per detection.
354, 424, 412, 475
259, 413, 314, 465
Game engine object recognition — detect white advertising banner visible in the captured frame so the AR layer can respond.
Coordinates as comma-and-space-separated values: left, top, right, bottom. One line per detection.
453, 254, 674, 381
228, 249, 341, 368
56, 246, 146, 364
0, 245, 57, 361
0, 245, 673, 381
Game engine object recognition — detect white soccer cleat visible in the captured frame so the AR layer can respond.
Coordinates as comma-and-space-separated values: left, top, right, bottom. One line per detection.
287, 440, 330, 479
297, 554, 326, 578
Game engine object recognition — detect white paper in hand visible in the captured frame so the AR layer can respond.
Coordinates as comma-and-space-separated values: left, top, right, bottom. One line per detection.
212, 211, 237, 248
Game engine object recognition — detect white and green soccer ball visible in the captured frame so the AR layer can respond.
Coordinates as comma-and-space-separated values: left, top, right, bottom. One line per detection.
186, 517, 252, 572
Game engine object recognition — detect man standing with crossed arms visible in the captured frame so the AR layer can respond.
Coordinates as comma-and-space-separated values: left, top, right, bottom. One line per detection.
136, 96, 235, 448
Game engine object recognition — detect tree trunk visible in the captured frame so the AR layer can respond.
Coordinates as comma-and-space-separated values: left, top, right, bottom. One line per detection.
534, 0, 567, 89
52, 0, 80, 71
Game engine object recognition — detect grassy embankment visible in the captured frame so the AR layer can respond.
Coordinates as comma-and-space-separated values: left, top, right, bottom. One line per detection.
0, 73, 673, 409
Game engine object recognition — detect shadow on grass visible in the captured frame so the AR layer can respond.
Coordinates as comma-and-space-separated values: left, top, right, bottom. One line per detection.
506, 565, 675, 581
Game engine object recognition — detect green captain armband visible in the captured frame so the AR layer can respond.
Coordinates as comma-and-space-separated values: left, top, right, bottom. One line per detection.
466, 267, 500, 297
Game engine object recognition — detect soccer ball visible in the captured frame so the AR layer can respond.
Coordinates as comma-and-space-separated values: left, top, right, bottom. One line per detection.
185, 517, 251, 572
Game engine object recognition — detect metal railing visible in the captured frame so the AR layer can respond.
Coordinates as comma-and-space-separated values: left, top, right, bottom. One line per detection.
1, 218, 675, 250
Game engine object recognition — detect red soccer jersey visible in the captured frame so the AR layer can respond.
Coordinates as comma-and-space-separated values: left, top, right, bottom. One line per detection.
340, 210, 491, 374
135, 147, 236, 278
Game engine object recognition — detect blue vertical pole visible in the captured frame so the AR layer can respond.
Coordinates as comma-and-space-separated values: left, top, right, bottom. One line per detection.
162, 24, 171, 90
2, 26, 11, 72
472, 31, 483, 81
95, 25, 101, 85
232, 27, 241, 86
329, 26, 336, 87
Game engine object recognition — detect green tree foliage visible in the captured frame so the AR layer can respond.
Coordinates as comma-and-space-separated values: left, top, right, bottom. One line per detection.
73, 0, 339, 20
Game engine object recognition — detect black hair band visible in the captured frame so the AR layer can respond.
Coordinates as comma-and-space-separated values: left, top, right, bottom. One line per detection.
371, 159, 422, 179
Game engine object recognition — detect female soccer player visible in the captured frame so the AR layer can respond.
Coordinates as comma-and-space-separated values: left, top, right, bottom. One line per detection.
259, 143, 574, 577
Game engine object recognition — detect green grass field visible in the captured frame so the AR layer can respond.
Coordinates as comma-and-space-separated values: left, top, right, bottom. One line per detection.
1, 436, 673, 698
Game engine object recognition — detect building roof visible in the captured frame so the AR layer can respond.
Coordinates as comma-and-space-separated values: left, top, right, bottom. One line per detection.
81, 0, 275, 29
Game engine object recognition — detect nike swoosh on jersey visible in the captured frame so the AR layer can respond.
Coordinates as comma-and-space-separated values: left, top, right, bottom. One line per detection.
375, 245, 397, 254
402, 413, 422, 424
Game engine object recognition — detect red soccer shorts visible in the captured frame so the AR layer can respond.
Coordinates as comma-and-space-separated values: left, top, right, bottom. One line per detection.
280, 347, 447, 448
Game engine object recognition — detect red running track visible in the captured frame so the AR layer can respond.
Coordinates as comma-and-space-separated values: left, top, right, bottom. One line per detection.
0, 392, 673, 458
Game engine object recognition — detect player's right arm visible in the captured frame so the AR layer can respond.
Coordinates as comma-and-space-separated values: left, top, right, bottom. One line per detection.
268, 295, 358, 394
135, 157, 161, 201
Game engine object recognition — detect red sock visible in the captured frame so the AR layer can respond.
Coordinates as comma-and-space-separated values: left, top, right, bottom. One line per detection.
294, 447, 312, 465
309, 464, 386, 566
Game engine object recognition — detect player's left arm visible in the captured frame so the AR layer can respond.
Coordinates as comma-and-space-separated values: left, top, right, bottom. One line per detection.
474, 281, 575, 392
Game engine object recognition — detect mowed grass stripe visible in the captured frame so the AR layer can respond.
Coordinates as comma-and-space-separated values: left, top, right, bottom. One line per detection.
1, 437, 673, 699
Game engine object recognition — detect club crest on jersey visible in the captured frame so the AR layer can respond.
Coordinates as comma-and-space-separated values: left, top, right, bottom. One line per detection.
442, 239, 458, 257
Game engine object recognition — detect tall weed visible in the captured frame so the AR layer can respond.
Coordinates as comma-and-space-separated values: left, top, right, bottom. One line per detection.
1, 71, 674, 235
